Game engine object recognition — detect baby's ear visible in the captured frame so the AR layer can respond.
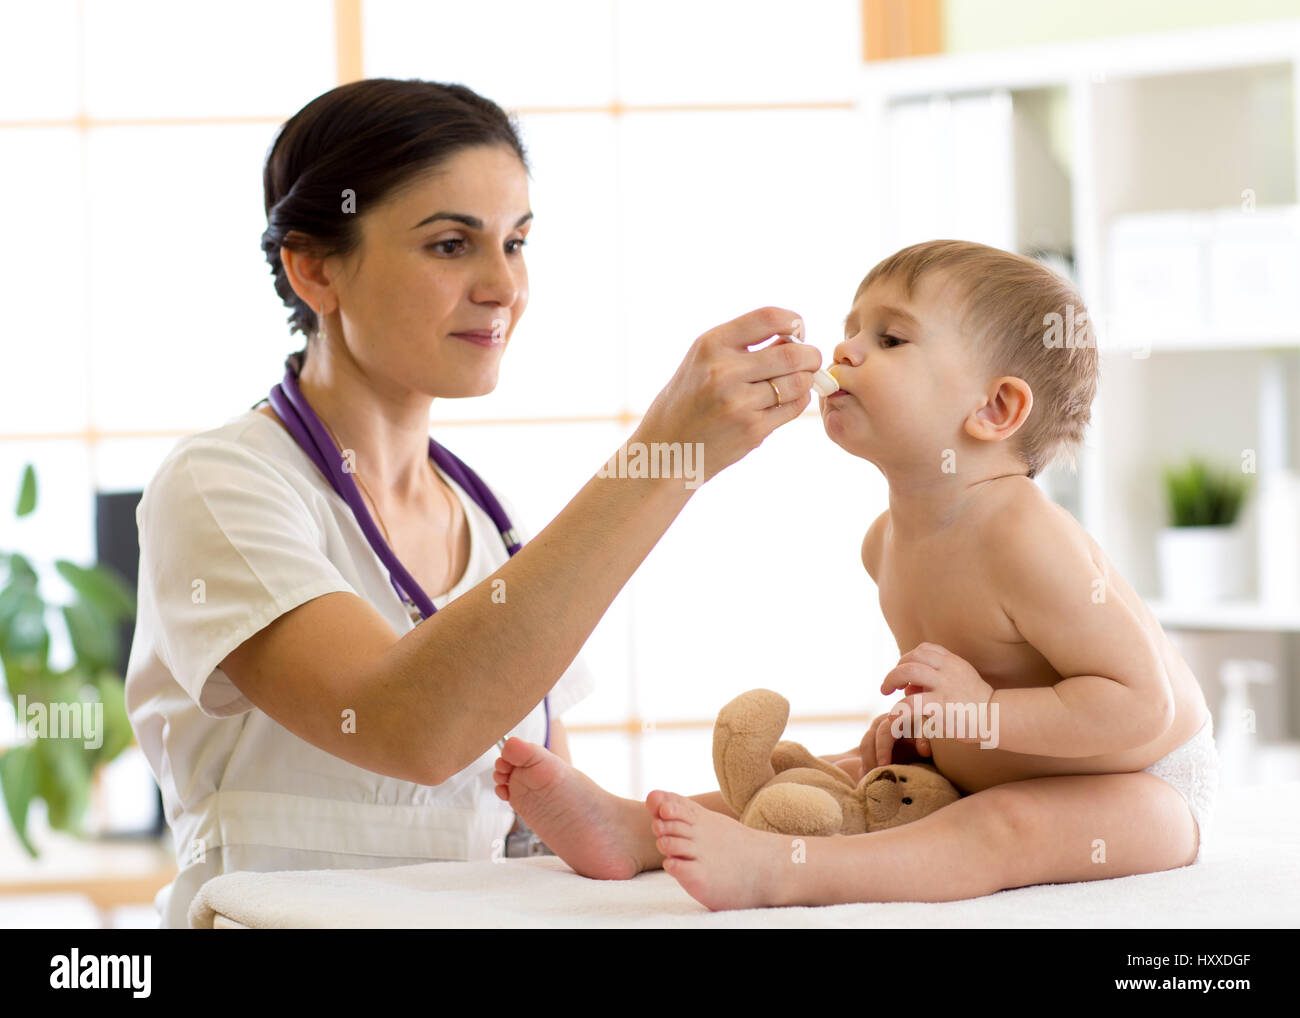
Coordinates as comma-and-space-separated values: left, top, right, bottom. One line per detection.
965, 376, 1032, 442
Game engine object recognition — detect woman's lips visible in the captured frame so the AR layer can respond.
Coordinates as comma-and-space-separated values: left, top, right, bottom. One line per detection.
450, 331, 503, 347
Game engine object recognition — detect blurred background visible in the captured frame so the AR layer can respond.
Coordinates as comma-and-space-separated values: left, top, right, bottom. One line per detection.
2, 0, 1299, 927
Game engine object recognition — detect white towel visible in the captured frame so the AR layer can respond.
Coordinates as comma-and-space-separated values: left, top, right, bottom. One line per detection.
190, 780, 1300, 928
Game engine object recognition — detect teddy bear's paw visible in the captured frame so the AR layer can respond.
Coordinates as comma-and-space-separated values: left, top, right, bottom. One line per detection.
743, 783, 843, 838
771, 741, 856, 786
771, 740, 821, 772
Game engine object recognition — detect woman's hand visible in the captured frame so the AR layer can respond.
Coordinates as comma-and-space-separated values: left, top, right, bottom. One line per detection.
631, 306, 823, 485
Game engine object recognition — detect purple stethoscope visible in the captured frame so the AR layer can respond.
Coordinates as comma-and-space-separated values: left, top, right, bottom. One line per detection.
265, 364, 551, 750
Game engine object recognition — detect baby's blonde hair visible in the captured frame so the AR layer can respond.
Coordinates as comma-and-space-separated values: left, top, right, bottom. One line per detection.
856, 239, 1099, 479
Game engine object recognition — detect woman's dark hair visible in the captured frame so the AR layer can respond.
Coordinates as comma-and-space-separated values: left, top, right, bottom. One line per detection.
261, 78, 530, 376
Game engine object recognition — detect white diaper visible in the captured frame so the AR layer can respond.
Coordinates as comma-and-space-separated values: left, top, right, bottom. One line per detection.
1142, 714, 1220, 864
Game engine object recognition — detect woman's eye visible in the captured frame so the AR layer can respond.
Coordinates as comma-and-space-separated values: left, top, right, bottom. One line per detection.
428, 238, 528, 255
880, 334, 905, 348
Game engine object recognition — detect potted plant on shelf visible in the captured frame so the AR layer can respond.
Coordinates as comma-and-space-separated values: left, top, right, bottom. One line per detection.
0, 464, 136, 857
1157, 456, 1252, 604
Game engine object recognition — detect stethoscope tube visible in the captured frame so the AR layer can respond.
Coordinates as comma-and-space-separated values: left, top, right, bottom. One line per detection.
266, 365, 550, 748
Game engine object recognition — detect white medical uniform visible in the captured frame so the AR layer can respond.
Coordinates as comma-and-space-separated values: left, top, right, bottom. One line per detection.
124, 408, 595, 928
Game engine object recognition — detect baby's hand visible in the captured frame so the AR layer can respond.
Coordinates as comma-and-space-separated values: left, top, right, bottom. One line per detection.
863, 710, 932, 768
880, 642, 995, 744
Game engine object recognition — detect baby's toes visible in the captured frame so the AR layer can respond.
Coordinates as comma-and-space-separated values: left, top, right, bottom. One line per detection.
651, 817, 694, 839
656, 834, 698, 860
645, 789, 671, 817
651, 791, 699, 823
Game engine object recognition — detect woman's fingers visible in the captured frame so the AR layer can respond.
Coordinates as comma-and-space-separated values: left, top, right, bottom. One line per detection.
740, 333, 823, 384
707, 306, 808, 353
632, 306, 824, 486
753, 364, 817, 412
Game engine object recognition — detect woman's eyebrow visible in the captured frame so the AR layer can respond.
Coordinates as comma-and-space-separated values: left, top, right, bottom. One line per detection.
411, 211, 534, 230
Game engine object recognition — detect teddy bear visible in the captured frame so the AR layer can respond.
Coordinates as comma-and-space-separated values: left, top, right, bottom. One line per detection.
713, 688, 962, 836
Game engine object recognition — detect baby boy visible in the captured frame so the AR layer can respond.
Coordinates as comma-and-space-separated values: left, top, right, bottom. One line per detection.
496, 239, 1221, 911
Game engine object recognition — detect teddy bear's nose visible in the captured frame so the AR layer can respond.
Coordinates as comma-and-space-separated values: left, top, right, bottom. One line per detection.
872, 769, 898, 784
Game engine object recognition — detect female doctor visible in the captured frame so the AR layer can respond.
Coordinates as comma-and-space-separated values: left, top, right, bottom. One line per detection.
124, 77, 824, 928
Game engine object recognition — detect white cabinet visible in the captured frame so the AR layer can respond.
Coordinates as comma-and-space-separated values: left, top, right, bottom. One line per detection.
858, 20, 1300, 745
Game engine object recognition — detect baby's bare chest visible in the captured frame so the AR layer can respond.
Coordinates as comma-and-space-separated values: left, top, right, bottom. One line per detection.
877, 543, 1060, 689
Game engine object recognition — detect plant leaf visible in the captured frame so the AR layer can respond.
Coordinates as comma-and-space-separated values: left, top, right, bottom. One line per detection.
54, 560, 135, 620
5, 552, 39, 590
15, 464, 36, 518
61, 601, 117, 675
0, 585, 49, 668
90, 672, 133, 764
0, 744, 40, 857
1163, 457, 1250, 527
34, 736, 90, 837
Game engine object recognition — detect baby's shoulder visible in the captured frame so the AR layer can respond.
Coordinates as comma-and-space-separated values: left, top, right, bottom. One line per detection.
976, 477, 1099, 573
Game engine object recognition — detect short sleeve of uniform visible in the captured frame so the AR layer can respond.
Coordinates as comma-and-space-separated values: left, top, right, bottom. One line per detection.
490, 487, 596, 719
137, 439, 357, 718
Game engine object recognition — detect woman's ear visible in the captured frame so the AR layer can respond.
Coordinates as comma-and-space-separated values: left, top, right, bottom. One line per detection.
964, 376, 1032, 443
281, 233, 337, 314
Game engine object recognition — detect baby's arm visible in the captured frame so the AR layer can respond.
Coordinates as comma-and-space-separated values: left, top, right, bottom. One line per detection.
983, 498, 1174, 758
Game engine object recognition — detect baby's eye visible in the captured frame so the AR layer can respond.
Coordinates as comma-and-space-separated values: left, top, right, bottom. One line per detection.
880, 334, 905, 349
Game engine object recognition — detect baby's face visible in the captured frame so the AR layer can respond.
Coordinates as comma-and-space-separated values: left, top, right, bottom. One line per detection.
821, 271, 987, 469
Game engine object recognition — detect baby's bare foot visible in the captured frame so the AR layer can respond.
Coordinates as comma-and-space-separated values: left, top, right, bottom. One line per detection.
494, 737, 656, 880
647, 789, 799, 910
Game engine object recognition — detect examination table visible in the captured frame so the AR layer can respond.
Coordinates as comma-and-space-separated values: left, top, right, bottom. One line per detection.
190, 779, 1299, 928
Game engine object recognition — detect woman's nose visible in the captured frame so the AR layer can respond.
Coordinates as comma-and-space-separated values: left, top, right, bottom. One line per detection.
471, 247, 521, 307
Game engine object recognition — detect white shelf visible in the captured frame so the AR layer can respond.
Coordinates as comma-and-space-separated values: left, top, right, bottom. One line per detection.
858, 20, 1300, 637
859, 19, 1300, 97
1101, 333, 1300, 355
1148, 599, 1300, 633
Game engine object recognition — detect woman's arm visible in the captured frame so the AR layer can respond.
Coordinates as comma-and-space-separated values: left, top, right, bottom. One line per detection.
221, 307, 823, 786
547, 718, 571, 764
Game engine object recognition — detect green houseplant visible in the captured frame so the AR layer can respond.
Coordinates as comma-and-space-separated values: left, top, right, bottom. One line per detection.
1157, 456, 1252, 604
0, 464, 136, 856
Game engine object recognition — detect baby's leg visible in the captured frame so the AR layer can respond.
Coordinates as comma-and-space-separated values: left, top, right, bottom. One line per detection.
650, 770, 1198, 910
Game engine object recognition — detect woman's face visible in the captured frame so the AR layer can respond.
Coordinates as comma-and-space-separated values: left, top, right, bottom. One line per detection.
327, 143, 532, 399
